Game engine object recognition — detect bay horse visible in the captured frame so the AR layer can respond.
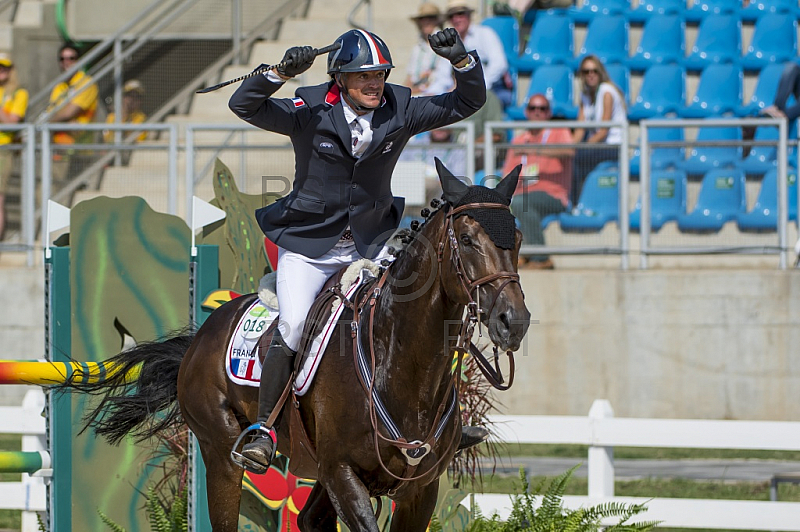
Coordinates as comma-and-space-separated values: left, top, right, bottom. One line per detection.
65, 160, 530, 531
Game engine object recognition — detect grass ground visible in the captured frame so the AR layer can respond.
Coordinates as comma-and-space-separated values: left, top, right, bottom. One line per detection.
0, 434, 22, 530
1, 439, 799, 531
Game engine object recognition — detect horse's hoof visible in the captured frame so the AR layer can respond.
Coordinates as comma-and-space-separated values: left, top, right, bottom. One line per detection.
458, 426, 489, 451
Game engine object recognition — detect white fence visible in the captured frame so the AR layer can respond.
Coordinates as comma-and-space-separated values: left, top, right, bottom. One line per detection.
0, 389, 48, 532
471, 399, 800, 530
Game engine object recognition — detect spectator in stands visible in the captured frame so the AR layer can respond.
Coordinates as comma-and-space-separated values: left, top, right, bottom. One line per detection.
502, 93, 574, 269
405, 3, 450, 96
762, 62, 800, 124
104, 80, 147, 165
0, 52, 27, 241
46, 43, 99, 191
104, 79, 147, 142
571, 55, 626, 205
428, 0, 513, 108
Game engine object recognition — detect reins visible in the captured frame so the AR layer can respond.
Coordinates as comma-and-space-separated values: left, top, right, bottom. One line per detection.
347, 201, 521, 485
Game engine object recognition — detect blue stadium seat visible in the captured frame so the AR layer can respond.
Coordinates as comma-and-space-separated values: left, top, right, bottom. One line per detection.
684, 0, 740, 22
736, 168, 798, 231
482, 17, 520, 68
630, 170, 688, 231
627, 15, 685, 72
683, 15, 741, 71
736, 63, 785, 117
740, 14, 798, 71
630, 126, 685, 176
628, 0, 685, 22
506, 65, 577, 120
575, 15, 629, 67
676, 168, 747, 232
628, 64, 686, 121
679, 63, 743, 118
514, 11, 573, 73
678, 124, 742, 175
605, 63, 630, 105
569, 0, 629, 23
741, 0, 800, 21
737, 126, 780, 175
559, 168, 619, 232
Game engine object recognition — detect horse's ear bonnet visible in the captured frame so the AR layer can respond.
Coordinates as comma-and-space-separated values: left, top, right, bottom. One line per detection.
435, 158, 519, 249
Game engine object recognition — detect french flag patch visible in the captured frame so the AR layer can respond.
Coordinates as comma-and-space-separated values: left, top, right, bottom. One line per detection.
292, 97, 306, 108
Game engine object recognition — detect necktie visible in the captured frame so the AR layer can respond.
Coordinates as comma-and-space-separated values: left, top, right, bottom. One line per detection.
351, 119, 363, 156
351, 117, 372, 158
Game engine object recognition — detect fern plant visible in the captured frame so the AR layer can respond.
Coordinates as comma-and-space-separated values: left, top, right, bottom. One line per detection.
467, 466, 661, 532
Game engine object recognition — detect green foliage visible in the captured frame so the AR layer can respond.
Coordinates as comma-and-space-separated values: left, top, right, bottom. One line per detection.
145, 484, 188, 532
467, 467, 660, 532
97, 485, 188, 532
98, 509, 127, 532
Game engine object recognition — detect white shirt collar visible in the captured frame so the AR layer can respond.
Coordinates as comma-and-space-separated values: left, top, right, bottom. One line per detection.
341, 97, 374, 126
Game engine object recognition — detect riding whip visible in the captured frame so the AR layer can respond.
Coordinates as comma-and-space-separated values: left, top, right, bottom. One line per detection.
196, 41, 342, 94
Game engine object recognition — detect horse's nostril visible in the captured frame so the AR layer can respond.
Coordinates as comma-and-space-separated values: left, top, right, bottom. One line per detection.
500, 312, 510, 332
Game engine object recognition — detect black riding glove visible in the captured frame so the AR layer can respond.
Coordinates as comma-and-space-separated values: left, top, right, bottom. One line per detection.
276, 46, 315, 78
429, 28, 469, 66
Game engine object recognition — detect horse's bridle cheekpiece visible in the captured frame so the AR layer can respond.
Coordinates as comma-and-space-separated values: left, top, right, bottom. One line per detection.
440, 199, 520, 391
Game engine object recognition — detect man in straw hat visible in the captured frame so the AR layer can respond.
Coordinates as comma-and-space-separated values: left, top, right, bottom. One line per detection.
405, 2, 450, 95
428, 0, 511, 108
105, 79, 148, 145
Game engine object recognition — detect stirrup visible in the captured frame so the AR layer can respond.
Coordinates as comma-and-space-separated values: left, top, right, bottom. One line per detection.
230, 422, 276, 474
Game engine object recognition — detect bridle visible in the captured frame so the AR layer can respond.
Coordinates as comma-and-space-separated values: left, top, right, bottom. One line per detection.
347, 200, 521, 486
438, 202, 520, 391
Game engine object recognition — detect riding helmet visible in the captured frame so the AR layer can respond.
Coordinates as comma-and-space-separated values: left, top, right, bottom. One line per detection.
327, 29, 394, 77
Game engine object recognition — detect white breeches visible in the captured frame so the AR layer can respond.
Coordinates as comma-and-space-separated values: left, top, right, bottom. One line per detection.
275, 241, 388, 351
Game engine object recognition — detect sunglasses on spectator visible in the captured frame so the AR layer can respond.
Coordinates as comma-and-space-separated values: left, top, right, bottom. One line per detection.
581, 68, 599, 75
59, 55, 78, 61
448, 10, 470, 18
527, 105, 549, 111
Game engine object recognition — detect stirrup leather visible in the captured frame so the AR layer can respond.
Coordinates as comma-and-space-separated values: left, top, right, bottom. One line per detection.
230, 422, 276, 474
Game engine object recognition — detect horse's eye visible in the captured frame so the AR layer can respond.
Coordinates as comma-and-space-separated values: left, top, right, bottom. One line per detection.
460, 234, 473, 246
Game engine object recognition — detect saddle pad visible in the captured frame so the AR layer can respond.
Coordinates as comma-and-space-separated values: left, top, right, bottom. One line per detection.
225, 268, 375, 394
225, 299, 277, 386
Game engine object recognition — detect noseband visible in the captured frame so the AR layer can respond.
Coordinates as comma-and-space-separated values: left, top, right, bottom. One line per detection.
438, 202, 520, 391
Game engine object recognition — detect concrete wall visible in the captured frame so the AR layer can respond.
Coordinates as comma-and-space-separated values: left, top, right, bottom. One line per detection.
1, 265, 798, 423
506, 269, 800, 421
0, 265, 44, 406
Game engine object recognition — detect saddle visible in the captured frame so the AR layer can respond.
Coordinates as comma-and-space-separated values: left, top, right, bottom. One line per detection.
254, 263, 379, 479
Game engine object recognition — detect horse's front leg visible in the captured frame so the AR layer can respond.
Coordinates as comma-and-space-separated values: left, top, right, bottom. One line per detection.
389, 479, 440, 532
297, 481, 339, 531
319, 465, 380, 532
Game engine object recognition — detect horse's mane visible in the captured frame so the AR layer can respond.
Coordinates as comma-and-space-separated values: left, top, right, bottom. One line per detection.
383, 197, 450, 266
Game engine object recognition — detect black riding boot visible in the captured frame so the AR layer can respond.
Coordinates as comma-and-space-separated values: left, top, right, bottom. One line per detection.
241, 330, 297, 468
458, 426, 490, 451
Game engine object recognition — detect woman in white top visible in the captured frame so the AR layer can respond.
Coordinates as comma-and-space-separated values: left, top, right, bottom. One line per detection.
571, 55, 627, 205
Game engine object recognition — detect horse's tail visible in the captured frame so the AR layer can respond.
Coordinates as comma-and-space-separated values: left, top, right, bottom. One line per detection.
57, 329, 195, 446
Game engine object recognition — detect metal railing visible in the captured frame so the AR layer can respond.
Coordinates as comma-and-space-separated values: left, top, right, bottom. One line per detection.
31, 0, 193, 121
184, 122, 475, 221
38, 123, 179, 243
0, 124, 38, 266
639, 118, 795, 269
5, 118, 800, 270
